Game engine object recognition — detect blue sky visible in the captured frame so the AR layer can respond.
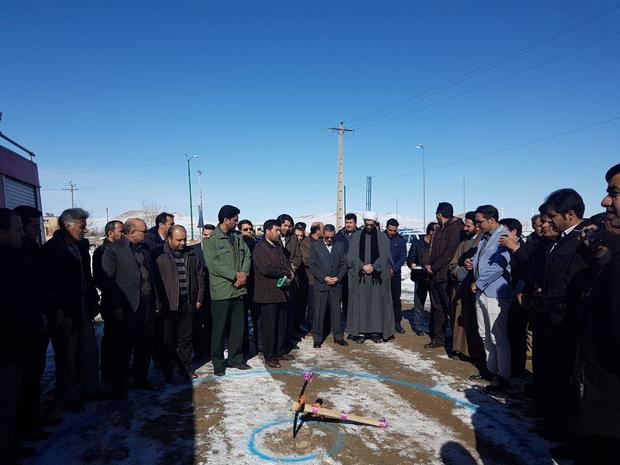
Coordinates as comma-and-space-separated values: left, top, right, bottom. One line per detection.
1, 0, 619, 224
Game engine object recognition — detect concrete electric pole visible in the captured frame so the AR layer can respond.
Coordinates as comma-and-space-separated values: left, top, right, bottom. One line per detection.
63, 181, 78, 208
328, 122, 353, 230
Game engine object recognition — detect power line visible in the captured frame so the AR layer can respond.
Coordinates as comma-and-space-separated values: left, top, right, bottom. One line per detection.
374, 115, 620, 184
355, 31, 620, 130
348, 4, 620, 127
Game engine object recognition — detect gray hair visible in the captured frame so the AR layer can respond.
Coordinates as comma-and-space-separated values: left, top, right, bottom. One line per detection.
323, 224, 336, 233
59, 208, 89, 229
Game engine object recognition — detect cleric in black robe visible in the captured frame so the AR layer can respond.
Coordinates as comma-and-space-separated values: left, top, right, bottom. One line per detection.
345, 211, 395, 343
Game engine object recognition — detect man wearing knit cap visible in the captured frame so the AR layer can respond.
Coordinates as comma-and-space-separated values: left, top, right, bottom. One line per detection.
423, 202, 464, 350
345, 211, 395, 343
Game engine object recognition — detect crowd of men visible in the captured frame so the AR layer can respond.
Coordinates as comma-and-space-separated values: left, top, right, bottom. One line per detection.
1, 162, 619, 464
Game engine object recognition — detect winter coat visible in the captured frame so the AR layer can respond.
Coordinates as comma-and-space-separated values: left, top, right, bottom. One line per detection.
424, 217, 464, 282
41, 231, 99, 332
155, 242, 206, 312
252, 238, 292, 304
202, 225, 251, 301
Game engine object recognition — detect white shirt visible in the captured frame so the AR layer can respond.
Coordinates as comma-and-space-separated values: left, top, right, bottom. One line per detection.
324, 240, 332, 253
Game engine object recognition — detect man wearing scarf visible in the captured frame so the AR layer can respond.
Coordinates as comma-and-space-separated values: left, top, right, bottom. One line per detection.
345, 212, 395, 343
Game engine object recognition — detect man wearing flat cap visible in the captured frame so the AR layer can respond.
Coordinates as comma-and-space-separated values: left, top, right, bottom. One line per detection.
345, 212, 395, 343
423, 202, 464, 350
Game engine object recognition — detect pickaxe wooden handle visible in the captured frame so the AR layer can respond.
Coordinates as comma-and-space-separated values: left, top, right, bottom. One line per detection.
291, 402, 388, 428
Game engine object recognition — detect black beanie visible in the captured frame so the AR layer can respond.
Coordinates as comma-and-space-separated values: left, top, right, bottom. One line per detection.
436, 202, 454, 218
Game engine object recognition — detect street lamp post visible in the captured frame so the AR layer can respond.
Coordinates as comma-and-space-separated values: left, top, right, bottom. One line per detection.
186, 154, 199, 240
415, 144, 426, 229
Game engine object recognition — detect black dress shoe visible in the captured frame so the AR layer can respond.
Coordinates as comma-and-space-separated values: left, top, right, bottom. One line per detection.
395, 326, 406, 334
265, 359, 281, 368
279, 354, 295, 361
313, 341, 322, 348
346, 334, 359, 341
414, 331, 425, 336
335, 339, 349, 346
424, 341, 443, 349
214, 368, 226, 376
485, 376, 510, 393
229, 363, 252, 370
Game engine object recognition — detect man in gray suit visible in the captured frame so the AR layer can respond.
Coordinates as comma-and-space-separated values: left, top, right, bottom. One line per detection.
309, 224, 348, 348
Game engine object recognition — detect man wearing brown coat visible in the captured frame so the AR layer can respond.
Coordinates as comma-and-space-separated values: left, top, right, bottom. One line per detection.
155, 225, 205, 382
253, 219, 294, 368
423, 202, 464, 350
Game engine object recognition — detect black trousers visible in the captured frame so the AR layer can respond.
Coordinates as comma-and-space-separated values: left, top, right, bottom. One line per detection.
312, 289, 343, 343
306, 285, 315, 333
193, 300, 212, 359
294, 280, 309, 333
108, 299, 154, 389
285, 282, 298, 345
341, 276, 349, 322
508, 301, 528, 375
17, 332, 49, 433
162, 299, 194, 376
390, 274, 402, 329
429, 279, 451, 345
260, 303, 287, 361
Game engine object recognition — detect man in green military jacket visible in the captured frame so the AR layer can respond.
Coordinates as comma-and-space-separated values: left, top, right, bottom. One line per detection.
203, 205, 252, 376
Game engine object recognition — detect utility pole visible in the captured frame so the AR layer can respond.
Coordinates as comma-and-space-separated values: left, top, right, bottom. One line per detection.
106, 207, 109, 223
415, 144, 426, 229
63, 181, 78, 208
197, 169, 204, 213
328, 122, 353, 230
343, 185, 347, 218
185, 154, 199, 240
366, 176, 373, 210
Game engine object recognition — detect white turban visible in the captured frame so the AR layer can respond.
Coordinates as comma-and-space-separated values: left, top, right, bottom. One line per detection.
362, 211, 378, 222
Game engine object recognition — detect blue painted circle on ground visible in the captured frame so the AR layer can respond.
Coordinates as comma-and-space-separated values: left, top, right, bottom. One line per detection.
248, 418, 345, 463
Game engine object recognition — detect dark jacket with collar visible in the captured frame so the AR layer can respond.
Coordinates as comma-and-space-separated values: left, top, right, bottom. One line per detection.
407, 236, 432, 282
425, 217, 464, 282
309, 239, 347, 292
335, 227, 359, 253
155, 242, 206, 312
101, 236, 162, 314
144, 225, 165, 252
252, 238, 292, 304
41, 230, 99, 332
386, 232, 407, 274
280, 234, 302, 270
526, 220, 592, 326
578, 232, 620, 438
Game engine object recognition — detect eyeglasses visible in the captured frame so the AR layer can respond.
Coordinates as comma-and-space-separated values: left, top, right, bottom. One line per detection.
242, 228, 253, 232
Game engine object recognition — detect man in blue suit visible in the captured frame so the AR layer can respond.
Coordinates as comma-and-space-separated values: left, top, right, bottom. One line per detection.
466, 205, 512, 392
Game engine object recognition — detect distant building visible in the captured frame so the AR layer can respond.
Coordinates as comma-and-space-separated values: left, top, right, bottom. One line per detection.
43, 215, 59, 241
0, 144, 41, 210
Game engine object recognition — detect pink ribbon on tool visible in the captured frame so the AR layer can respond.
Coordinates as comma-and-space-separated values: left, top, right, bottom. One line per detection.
304, 371, 313, 382
340, 412, 348, 420
311, 406, 319, 414
378, 418, 388, 428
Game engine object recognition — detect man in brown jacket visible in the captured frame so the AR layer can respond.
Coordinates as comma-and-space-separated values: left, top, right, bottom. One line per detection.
423, 202, 464, 350
253, 219, 295, 368
155, 225, 205, 382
